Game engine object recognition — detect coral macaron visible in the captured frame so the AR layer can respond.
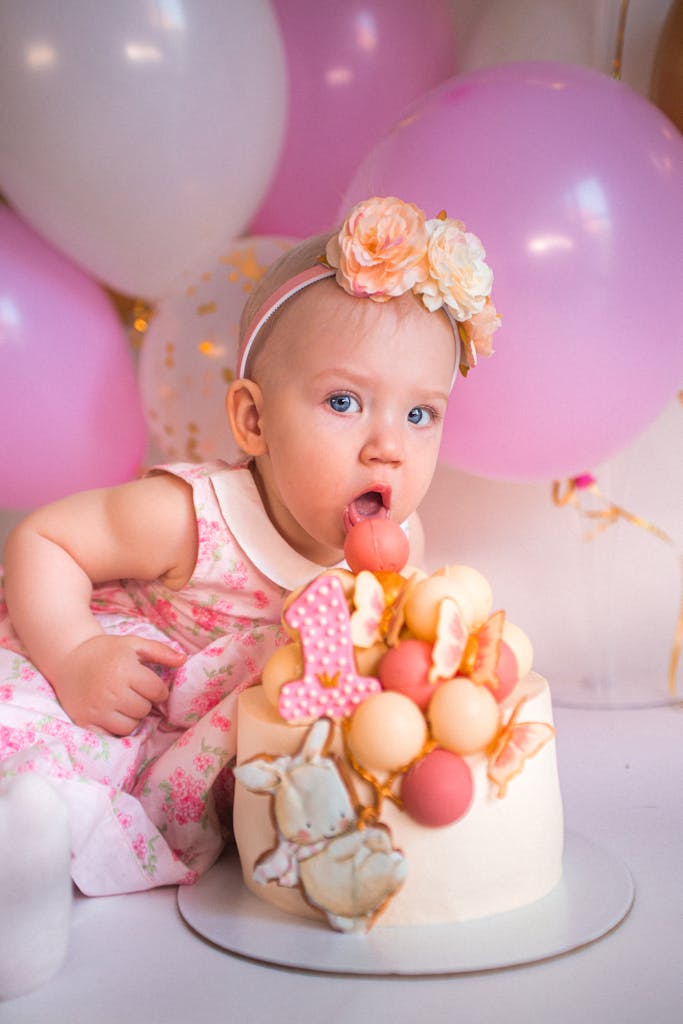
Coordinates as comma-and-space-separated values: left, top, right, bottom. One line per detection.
378, 639, 436, 711
401, 748, 474, 827
344, 518, 409, 574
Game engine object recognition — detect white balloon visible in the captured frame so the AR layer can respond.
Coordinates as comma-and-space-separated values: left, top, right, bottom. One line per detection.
0, 0, 287, 298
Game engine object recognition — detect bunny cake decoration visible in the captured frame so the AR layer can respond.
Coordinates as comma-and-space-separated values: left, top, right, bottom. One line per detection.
235, 718, 406, 933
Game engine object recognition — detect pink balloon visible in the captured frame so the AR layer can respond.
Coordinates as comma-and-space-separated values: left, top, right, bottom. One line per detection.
0, 207, 147, 508
343, 63, 683, 481
248, 0, 458, 238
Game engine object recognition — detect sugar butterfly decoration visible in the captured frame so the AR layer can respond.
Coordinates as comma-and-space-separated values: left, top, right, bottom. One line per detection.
349, 570, 414, 649
487, 698, 555, 798
430, 599, 505, 689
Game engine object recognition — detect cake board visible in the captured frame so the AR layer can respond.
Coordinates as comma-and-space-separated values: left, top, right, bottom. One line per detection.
177, 831, 634, 975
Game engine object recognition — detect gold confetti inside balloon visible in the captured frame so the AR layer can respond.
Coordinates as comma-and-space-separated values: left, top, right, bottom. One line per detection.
139, 236, 295, 462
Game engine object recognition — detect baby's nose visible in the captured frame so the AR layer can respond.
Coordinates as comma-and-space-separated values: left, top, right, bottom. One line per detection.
360, 423, 405, 465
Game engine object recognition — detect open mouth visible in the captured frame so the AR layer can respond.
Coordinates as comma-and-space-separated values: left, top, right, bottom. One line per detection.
343, 487, 391, 532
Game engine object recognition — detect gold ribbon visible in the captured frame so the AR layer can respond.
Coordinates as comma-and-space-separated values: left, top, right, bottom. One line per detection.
552, 469, 682, 696
611, 0, 630, 81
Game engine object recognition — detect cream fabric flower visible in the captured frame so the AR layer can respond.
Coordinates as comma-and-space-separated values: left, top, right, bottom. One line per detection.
416, 218, 493, 321
322, 195, 499, 377
326, 196, 429, 300
460, 299, 501, 360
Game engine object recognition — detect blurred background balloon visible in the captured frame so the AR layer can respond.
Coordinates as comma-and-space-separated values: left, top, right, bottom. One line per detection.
616, 0, 675, 96
344, 61, 683, 481
650, 0, 683, 133
139, 237, 295, 464
0, 206, 147, 508
458, 0, 599, 72
454, 0, 673, 98
247, 0, 458, 238
0, 0, 286, 298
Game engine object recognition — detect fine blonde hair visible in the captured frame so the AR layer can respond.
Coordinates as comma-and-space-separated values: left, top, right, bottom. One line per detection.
238, 232, 334, 375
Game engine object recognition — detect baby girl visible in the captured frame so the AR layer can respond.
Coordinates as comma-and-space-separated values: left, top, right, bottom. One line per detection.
0, 196, 498, 994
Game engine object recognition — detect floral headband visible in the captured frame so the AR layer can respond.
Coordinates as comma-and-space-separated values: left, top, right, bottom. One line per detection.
237, 196, 500, 380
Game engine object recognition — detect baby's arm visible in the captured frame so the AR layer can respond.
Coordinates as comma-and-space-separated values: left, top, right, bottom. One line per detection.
3, 474, 198, 735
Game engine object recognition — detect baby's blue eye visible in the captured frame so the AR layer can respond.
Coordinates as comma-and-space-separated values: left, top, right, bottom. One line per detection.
328, 394, 360, 414
407, 406, 433, 426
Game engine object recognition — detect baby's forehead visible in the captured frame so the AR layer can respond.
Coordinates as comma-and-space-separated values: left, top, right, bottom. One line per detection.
278, 281, 449, 349
250, 278, 456, 387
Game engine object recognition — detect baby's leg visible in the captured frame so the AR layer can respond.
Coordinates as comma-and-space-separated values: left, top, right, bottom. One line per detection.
0, 773, 72, 1000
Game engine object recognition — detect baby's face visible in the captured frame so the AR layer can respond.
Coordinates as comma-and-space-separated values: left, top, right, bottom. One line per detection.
251, 281, 456, 566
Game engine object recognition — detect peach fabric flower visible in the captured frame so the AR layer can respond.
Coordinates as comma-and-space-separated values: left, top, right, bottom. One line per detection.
415, 218, 493, 321
460, 299, 501, 361
321, 195, 499, 377
326, 196, 429, 300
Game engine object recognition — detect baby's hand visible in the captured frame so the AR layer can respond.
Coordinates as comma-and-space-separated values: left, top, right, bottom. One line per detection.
51, 634, 186, 736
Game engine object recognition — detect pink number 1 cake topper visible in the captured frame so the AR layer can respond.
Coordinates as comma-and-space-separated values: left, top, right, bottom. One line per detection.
279, 574, 381, 724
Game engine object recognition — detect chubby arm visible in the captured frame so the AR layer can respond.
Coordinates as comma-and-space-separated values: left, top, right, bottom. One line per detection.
3, 473, 198, 735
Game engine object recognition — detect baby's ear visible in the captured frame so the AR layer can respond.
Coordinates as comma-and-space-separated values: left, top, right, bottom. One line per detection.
226, 378, 268, 456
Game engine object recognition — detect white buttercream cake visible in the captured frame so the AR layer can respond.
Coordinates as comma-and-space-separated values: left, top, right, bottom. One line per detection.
233, 519, 563, 932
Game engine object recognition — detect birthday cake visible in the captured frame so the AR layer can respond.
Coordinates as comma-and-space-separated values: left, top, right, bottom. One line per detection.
233, 519, 563, 932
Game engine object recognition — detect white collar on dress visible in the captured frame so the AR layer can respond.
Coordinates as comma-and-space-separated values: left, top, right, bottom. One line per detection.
209, 465, 337, 591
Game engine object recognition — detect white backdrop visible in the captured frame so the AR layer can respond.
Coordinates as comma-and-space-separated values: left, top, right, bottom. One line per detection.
420, 396, 682, 705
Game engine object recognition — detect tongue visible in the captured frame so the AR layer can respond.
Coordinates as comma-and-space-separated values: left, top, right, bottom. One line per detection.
355, 493, 384, 517
344, 492, 388, 531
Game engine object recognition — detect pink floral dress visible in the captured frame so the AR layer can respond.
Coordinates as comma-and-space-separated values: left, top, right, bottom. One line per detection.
0, 462, 329, 896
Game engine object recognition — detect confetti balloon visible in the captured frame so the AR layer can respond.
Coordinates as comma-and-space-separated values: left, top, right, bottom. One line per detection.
139, 237, 295, 462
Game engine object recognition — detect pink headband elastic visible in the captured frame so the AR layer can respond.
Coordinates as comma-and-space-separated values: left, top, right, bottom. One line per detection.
237, 265, 335, 379
236, 264, 462, 384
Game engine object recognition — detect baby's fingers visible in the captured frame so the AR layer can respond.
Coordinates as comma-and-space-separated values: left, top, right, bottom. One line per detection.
92, 713, 140, 738
127, 663, 171, 706
107, 670, 166, 732
134, 639, 185, 700
135, 638, 187, 669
